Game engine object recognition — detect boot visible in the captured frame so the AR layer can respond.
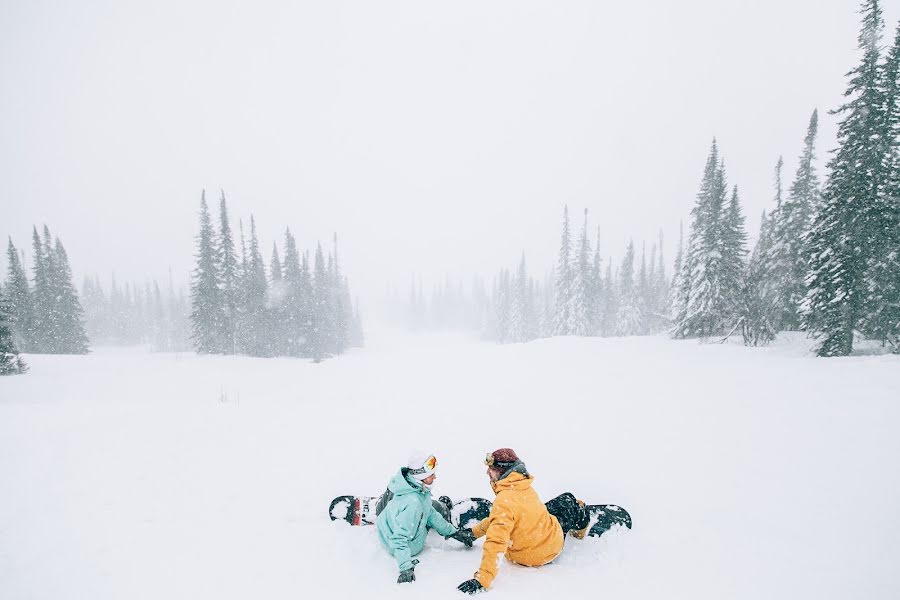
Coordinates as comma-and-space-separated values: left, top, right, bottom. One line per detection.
569, 499, 590, 539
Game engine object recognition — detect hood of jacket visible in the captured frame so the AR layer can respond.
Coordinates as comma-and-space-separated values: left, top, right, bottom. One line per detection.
387, 468, 428, 497
490, 469, 532, 495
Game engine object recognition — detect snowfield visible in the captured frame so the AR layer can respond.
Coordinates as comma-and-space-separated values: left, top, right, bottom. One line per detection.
1, 331, 899, 599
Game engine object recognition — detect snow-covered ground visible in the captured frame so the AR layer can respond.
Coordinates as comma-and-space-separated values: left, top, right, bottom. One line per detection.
1, 330, 899, 599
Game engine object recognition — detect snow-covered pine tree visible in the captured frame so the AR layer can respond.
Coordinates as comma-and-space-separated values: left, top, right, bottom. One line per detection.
507, 255, 530, 343
5, 238, 32, 352
570, 209, 592, 336
616, 240, 644, 336
281, 228, 304, 356
720, 186, 749, 333
771, 112, 821, 331
310, 243, 330, 361
0, 287, 27, 374
243, 216, 270, 356
861, 22, 900, 349
638, 241, 650, 331
51, 238, 89, 353
29, 226, 49, 351
190, 191, 225, 354
650, 231, 669, 333
742, 211, 779, 346
553, 206, 574, 335
674, 141, 741, 338
668, 222, 684, 323
802, 0, 890, 355
590, 227, 603, 335
217, 192, 238, 354
270, 242, 283, 284
602, 261, 617, 336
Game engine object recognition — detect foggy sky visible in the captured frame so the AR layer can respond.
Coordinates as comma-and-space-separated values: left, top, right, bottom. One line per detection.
2, 0, 898, 304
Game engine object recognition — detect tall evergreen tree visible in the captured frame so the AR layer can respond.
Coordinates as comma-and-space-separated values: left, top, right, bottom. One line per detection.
862, 22, 900, 349
5, 238, 32, 351
571, 209, 592, 335
616, 240, 644, 335
0, 288, 27, 374
742, 211, 779, 346
217, 192, 238, 354
590, 228, 603, 335
311, 243, 330, 361
803, 0, 889, 355
674, 140, 732, 337
51, 238, 89, 353
771, 111, 821, 330
721, 186, 749, 326
553, 205, 574, 335
270, 242, 283, 285
281, 228, 304, 356
189, 191, 225, 353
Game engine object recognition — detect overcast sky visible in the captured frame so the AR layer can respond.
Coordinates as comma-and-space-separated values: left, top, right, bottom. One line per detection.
2, 0, 898, 304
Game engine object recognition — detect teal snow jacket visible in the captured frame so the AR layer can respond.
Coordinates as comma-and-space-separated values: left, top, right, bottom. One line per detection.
376, 469, 457, 571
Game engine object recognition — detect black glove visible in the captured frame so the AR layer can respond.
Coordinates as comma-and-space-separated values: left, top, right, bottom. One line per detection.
448, 527, 475, 548
397, 568, 415, 584
457, 578, 484, 594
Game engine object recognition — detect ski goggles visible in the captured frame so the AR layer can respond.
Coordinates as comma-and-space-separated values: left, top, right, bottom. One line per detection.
485, 453, 516, 468
409, 455, 438, 475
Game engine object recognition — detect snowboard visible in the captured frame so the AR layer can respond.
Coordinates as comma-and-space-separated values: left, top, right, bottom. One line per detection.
329, 495, 493, 528
584, 504, 632, 537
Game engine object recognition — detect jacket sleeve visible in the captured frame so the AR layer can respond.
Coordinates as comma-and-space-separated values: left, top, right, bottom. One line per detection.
474, 496, 515, 589
387, 504, 415, 572
426, 503, 457, 537
472, 516, 489, 539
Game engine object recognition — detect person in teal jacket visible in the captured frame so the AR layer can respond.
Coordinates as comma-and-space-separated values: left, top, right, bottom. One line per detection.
375, 452, 475, 583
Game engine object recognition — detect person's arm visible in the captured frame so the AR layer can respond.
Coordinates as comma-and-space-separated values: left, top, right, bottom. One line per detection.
471, 515, 490, 539
473, 497, 515, 589
426, 503, 457, 537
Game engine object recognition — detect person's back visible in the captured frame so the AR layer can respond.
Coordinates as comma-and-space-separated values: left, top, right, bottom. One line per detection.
473, 471, 563, 571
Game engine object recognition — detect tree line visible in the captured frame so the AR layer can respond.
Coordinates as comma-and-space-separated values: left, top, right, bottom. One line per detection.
189, 190, 364, 361
81, 274, 192, 352
2, 226, 89, 373
675, 1, 899, 356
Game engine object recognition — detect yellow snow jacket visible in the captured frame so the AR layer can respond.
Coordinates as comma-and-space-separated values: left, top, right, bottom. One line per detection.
471, 472, 564, 588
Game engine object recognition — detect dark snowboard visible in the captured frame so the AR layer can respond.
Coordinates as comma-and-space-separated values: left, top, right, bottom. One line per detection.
329, 495, 493, 528
584, 504, 632, 537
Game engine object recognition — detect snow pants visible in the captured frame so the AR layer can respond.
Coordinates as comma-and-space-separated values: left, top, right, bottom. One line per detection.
545, 492, 590, 535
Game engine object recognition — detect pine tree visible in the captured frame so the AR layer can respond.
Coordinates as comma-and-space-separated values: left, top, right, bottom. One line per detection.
240, 216, 270, 356
570, 209, 592, 335
190, 191, 225, 353
311, 243, 330, 361
281, 228, 304, 357
270, 242, 283, 284
803, 1, 889, 355
862, 22, 900, 349
0, 288, 27, 374
742, 211, 779, 346
5, 238, 32, 351
668, 222, 684, 324
616, 241, 644, 335
51, 238, 89, 353
721, 186, 749, 328
771, 111, 821, 330
553, 205, 574, 335
602, 261, 617, 336
217, 192, 238, 354
590, 228, 603, 335
674, 140, 733, 337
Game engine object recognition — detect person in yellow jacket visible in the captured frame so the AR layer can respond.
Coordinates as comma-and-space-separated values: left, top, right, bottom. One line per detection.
456, 448, 591, 594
